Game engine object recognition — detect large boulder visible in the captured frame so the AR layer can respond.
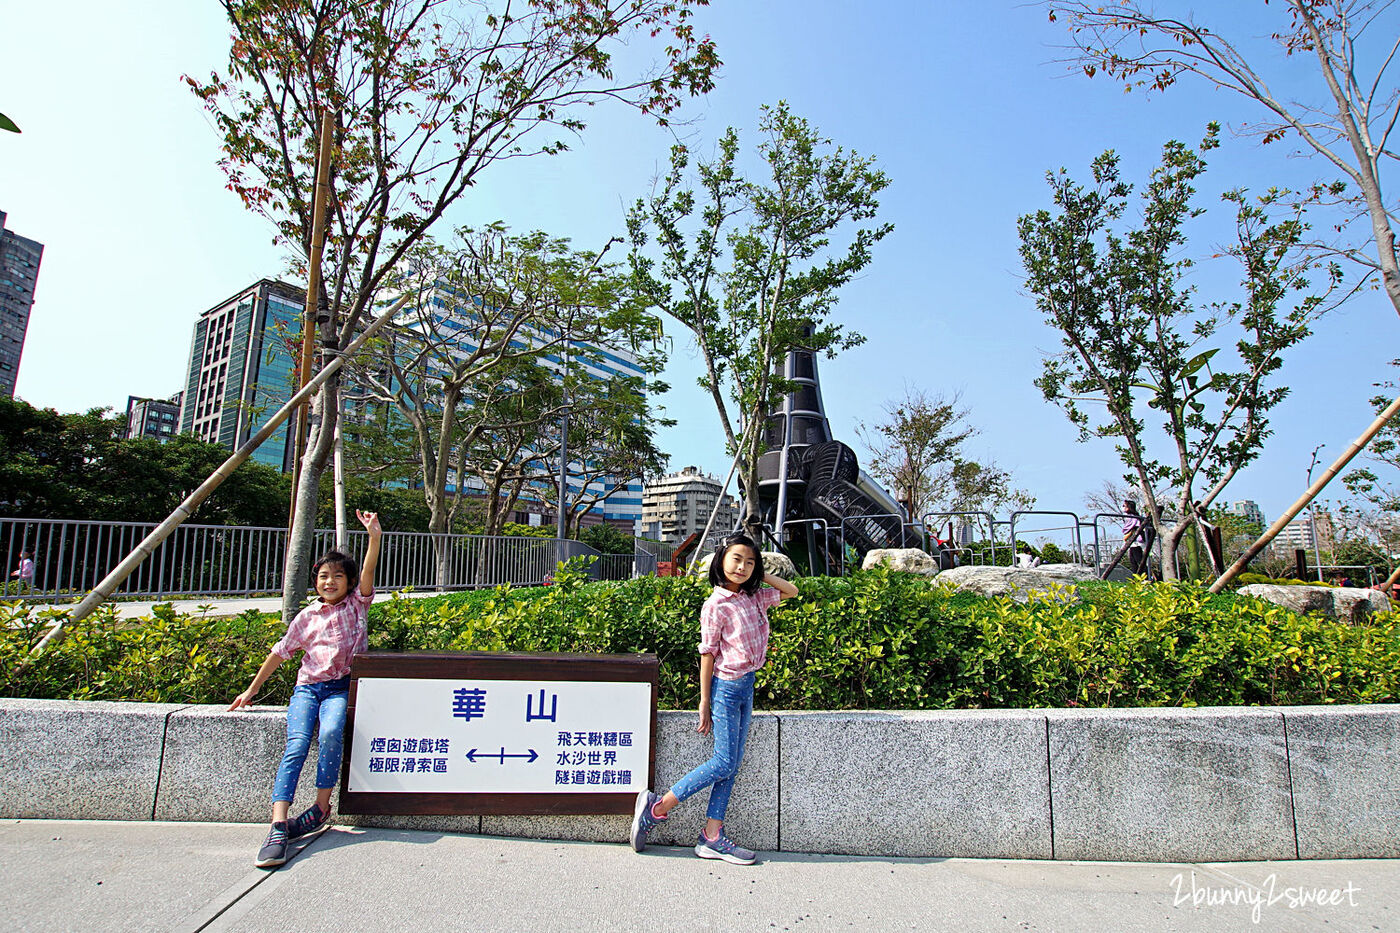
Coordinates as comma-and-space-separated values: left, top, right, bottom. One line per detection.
862, 548, 940, 576
936, 564, 1099, 602
1236, 584, 1391, 623
692, 550, 798, 582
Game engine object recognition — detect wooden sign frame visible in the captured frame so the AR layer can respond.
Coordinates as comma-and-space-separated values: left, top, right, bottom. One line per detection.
339, 651, 659, 817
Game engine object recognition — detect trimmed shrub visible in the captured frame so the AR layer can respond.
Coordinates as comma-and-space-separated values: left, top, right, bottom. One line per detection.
3, 567, 1397, 709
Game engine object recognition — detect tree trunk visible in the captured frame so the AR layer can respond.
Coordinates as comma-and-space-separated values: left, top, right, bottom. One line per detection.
281, 378, 339, 621
428, 499, 451, 592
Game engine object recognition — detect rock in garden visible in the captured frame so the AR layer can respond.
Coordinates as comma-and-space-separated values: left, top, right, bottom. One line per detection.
936, 564, 1099, 602
861, 548, 939, 575
1237, 584, 1391, 623
692, 550, 798, 581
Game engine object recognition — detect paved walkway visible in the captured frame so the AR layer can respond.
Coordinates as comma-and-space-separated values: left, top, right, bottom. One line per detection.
1, 820, 1394, 932
19, 590, 444, 620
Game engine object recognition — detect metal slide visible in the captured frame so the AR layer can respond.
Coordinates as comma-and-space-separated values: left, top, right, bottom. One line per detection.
798, 442, 925, 555
751, 328, 953, 571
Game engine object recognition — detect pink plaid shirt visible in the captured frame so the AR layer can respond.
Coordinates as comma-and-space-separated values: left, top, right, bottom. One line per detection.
272, 588, 373, 685
698, 586, 781, 679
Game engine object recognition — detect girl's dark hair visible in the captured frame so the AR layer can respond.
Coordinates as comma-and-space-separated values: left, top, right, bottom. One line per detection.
1123, 499, 1139, 514
312, 549, 360, 589
708, 533, 764, 595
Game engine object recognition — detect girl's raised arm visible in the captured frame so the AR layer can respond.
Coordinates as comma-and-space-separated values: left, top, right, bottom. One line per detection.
764, 573, 798, 601
357, 510, 383, 596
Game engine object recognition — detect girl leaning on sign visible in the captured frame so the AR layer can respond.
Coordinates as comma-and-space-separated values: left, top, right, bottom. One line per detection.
629, 532, 798, 865
229, 509, 383, 868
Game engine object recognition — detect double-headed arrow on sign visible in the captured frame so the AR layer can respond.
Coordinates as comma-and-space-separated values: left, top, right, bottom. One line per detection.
464, 747, 539, 764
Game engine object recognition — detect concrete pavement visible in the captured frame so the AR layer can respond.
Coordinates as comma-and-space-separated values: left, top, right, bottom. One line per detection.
1, 820, 1395, 932
18, 589, 443, 621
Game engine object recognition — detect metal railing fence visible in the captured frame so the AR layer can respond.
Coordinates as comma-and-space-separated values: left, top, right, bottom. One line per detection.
921, 511, 1004, 566
0, 517, 651, 600
1093, 512, 1164, 578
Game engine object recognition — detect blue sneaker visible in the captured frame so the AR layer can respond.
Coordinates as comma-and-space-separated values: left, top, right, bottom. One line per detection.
629, 790, 665, 852
695, 830, 756, 865
255, 822, 290, 868
286, 802, 330, 840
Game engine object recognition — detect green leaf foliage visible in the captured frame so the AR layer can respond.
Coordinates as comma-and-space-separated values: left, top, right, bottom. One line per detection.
0, 396, 291, 525
627, 101, 890, 529
7, 569, 1398, 709
1018, 128, 1330, 580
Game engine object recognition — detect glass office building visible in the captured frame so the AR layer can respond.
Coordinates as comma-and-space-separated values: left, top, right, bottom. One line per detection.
180, 279, 304, 471
0, 211, 43, 398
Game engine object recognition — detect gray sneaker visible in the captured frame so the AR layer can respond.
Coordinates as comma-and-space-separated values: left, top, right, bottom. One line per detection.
629, 789, 665, 852
695, 830, 756, 865
255, 822, 290, 868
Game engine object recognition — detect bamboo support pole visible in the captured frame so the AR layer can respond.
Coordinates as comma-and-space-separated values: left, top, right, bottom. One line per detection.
334, 391, 347, 549
1210, 393, 1400, 594
18, 294, 409, 664
288, 110, 337, 529
690, 449, 744, 574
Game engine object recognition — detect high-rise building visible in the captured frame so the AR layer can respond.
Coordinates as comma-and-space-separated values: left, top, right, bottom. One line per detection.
642, 466, 738, 548
1274, 511, 1334, 554
125, 392, 183, 441
1227, 499, 1265, 529
178, 279, 652, 531
180, 279, 305, 471
0, 211, 44, 397
392, 286, 651, 530
1273, 519, 1313, 552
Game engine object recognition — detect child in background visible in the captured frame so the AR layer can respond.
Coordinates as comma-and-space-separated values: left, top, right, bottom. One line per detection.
629, 532, 797, 864
230, 510, 382, 868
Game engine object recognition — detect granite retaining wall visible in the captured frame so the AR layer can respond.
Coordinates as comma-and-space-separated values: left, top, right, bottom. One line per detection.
2, 698, 1396, 861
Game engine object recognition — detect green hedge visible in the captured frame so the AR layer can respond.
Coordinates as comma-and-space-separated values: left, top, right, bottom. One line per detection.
4, 565, 1398, 709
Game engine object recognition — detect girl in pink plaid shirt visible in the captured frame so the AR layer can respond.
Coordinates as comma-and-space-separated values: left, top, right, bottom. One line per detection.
230, 509, 382, 868
629, 533, 797, 864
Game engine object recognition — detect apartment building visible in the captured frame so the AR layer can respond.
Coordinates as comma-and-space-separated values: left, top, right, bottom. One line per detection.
642, 466, 738, 549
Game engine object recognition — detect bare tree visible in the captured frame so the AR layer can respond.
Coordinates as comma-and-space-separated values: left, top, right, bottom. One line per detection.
1046, 0, 1400, 321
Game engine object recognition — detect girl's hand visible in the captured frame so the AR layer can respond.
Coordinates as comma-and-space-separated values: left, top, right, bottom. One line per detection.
228, 690, 255, 711
697, 698, 712, 735
356, 510, 382, 535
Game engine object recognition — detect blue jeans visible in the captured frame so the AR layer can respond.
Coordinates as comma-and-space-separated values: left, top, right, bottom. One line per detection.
272, 676, 349, 804
668, 672, 754, 822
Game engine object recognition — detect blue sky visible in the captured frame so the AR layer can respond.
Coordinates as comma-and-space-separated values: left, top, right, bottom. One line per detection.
1, 1, 1395, 533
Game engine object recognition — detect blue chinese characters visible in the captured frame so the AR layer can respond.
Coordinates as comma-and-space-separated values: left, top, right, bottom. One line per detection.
368, 736, 450, 774
452, 687, 488, 721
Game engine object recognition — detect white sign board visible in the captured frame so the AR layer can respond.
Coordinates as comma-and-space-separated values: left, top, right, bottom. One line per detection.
347, 677, 652, 794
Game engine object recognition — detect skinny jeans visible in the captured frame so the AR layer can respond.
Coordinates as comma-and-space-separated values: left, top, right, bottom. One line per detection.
272, 676, 349, 804
668, 671, 754, 822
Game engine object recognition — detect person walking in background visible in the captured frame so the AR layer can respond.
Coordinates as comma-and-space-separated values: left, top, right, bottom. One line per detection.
1122, 500, 1147, 576
628, 533, 797, 865
229, 509, 383, 868
10, 550, 34, 589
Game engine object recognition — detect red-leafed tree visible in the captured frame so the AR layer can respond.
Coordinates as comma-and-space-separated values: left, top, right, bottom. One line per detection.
188, 0, 719, 617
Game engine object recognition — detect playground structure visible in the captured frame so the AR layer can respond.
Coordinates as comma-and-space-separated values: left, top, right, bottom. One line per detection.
729, 332, 1207, 580
716, 329, 1198, 578
745, 333, 936, 574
